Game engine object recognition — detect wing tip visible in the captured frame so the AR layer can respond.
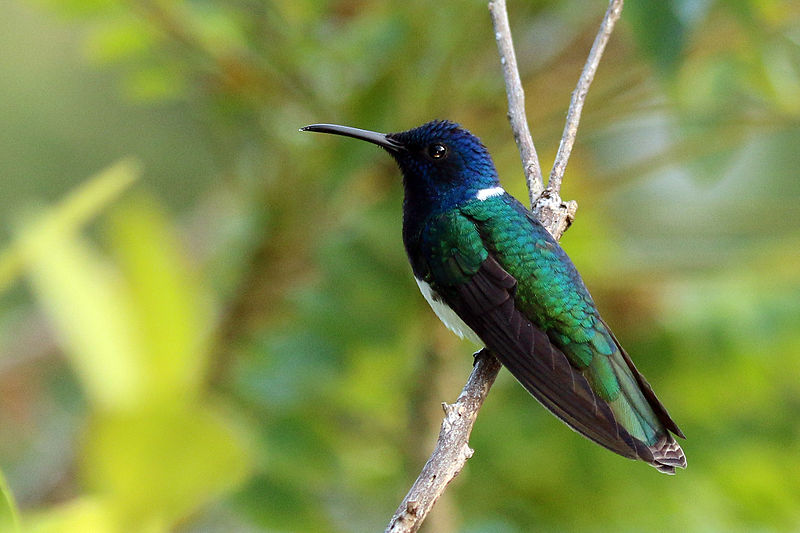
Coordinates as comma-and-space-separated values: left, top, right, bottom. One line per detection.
647, 434, 687, 474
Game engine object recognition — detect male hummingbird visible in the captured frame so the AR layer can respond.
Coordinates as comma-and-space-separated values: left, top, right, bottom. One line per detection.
301, 120, 686, 473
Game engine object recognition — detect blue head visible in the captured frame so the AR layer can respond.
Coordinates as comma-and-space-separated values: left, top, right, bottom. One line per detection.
302, 120, 500, 215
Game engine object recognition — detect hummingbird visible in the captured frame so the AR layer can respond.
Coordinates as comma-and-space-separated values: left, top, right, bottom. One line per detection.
301, 120, 686, 473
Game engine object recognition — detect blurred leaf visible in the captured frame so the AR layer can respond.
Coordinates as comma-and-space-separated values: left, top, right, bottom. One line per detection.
85, 16, 155, 64
686, 143, 738, 184
0, 470, 20, 533
36, 0, 120, 18
83, 407, 251, 528
105, 196, 213, 407
21, 225, 144, 412
124, 64, 186, 102
0, 159, 140, 294
27, 497, 118, 533
626, 0, 686, 74
182, 3, 248, 55
760, 40, 800, 116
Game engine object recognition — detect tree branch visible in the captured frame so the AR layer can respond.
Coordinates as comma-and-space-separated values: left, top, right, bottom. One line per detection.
386, 350, 500, 533
549, 0, 624, 194
385, 2, 623, 532
532, 0, 621, 239
489, 0, 545, 206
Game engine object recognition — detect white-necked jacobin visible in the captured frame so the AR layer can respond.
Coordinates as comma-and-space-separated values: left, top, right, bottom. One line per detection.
301, 120, 686, 473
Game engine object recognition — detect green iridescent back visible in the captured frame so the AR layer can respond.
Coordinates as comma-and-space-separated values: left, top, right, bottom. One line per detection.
420, 194, 664, 445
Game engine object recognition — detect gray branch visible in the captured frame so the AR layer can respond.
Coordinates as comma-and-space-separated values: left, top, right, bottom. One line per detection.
385, 2, 623, 532
531, 0, 623, 238
549, 0, 624, 194
386, 350, 500, 533
489, 0, 545, 205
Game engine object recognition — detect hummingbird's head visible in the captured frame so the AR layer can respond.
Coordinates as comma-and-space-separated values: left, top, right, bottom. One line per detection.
385, 120, 499, 192
302, 120, 500, 210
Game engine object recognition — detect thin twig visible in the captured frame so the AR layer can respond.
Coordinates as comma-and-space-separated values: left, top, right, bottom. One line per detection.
384, 2, 624, 532
549, 0, 624, 193
385, 350, 501, 533
489, 0, 545, 205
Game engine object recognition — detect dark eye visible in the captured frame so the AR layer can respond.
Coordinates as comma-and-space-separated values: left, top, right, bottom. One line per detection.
427, 143, 447, 160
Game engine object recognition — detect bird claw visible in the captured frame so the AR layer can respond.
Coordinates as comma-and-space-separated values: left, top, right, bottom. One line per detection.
472, 348, 490, 367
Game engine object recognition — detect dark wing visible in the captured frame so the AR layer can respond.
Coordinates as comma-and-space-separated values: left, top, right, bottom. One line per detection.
439, 254, 658, 463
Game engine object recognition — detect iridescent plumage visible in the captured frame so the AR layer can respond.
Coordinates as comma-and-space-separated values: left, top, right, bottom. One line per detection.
302, 120, 686, 473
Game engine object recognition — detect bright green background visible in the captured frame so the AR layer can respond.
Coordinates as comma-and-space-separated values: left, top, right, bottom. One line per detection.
1, 0, 799, 531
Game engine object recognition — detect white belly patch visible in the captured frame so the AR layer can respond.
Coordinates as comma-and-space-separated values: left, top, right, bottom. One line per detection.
414, 277, 483, 345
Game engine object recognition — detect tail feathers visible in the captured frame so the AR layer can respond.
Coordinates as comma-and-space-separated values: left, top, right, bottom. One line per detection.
595, 320, 687, 474
648, 434, 687, 475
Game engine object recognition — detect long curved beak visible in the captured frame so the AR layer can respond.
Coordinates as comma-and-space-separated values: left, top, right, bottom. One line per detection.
301, 124, 405, 152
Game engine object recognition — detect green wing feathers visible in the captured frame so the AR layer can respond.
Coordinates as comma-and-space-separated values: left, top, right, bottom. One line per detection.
423, 210, 487, 285
417, 198, 685, 471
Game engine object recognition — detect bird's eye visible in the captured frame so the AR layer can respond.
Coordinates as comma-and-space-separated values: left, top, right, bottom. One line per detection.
427, 143, 447, 160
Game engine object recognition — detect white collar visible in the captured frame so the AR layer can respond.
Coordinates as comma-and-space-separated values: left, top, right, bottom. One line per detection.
475, 186, 505, 201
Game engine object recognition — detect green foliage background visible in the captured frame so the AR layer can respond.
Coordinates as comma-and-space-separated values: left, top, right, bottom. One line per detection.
1, 0, 799, 531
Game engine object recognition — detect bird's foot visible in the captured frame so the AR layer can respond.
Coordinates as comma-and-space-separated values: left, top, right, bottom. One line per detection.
472, 348, 491, 367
